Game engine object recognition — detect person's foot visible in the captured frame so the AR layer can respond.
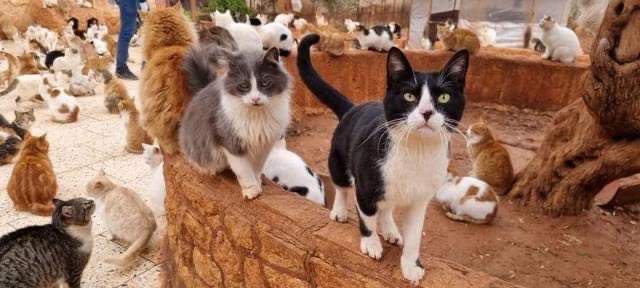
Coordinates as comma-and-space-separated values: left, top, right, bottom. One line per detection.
116, 66, 138, 80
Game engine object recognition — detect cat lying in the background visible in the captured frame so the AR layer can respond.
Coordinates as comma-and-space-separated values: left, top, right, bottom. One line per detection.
263, 138, 325, 206
354, 24, 394, 52
436, 174, 498, 224
39, 74, 80, 124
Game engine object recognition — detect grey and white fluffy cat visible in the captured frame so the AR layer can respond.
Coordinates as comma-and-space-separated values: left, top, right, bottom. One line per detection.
86, 170, 156, 268
0, 198, 95, 288
179, 45, 291, 199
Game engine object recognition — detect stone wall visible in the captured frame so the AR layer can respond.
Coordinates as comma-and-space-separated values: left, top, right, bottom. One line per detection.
284, 47, 590, 112
163, 155, 520, 288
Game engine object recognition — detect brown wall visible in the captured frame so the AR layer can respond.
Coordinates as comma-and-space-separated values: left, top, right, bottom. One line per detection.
284, 47, 590, 112
163, 155, 520, 288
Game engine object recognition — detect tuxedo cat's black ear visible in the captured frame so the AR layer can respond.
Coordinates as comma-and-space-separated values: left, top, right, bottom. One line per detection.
440, 49, 469, 85
386, 47, 415, 84
264, 47, 280, 65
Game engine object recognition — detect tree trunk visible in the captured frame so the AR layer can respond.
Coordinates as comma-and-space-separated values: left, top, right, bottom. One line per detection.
508, 0, 640, 215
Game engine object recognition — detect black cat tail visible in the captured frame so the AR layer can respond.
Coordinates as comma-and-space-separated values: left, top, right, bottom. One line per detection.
297, 34, 353, 120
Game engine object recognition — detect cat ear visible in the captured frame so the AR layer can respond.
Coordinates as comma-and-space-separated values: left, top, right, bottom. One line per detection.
153, 147, 160, 153
99, 169, 106, 176
52, 198, 63, 207
40, 133, 47, 140
439, 49, 469, 85
263, 47, 280, 65
386, 47, 415, 84
142, 143, 152, 150
61, 206, 73, 218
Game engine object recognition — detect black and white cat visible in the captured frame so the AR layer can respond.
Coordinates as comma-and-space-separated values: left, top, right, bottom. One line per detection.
297, 34, 469, 284
179, 45, 291, 200
354, 24, 394, 52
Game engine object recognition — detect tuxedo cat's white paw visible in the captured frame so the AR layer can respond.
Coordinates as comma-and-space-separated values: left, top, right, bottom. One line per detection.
401, 257, 425, 284
360, 236, 383, 260
329, 207, 348, 222
381, 230, 403, 246
242, 186, 262, 200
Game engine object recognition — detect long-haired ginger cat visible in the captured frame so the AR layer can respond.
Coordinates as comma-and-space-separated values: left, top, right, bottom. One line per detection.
437, 20, 481, 54
7, 133, 58, 216
467, 121, 514, 195
119, 97, 152, 154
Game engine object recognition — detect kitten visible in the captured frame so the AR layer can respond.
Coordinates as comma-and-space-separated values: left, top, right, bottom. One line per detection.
476, 23, 496, 47
274, 13, 294, 26
7, 133, 58, 216
257, 23, 294, 56
17, 52, 41, 75
142, 143, 165, 215
0, 51, 18, 91
102, 70, 129, 113
179, 46, 291, 199
467, 121, 514, 195
263, 138, 325, 206
354, 24, 394, 52
39, 75, 80, 123
437, 21, 481, 54
197, 26, 238, 50
140, 6, 196, 155
298, 34, 469, 284
436, 174, 498, 224
539, 15, 582, 63
211, 9, 235, 28
118, 97, 153, 154
0, 198, 95, 288
86, 170, 157, 267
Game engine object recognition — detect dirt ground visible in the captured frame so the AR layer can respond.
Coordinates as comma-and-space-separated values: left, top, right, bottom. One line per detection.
286, 103, 640, 288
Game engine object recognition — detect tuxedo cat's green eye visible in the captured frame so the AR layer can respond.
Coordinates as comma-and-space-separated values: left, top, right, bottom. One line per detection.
438, 93, 450, 103
404, 93, 417, 102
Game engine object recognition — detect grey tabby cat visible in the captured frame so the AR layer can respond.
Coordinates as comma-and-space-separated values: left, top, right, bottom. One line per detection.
179, 46, 291, 199
0, 108, 35, 165
0, 198, 95, 288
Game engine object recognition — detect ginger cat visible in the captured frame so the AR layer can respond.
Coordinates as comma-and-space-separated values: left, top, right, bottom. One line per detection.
294, 21, 349, 56
102, 70, 129, 114
18, 52, 41, 75
7, 133, 58, 216
467, 121, 514, 195
118, 97, 152, 154
437, 20, 481, 54
0, 51, 18, 91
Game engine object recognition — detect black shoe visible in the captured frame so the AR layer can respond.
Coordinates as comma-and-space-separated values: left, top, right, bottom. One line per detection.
116, 67, 139, 81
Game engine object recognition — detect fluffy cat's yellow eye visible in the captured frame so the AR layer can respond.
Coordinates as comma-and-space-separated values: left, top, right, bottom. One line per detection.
438, 93, 450, 103
404, 93, 417, 102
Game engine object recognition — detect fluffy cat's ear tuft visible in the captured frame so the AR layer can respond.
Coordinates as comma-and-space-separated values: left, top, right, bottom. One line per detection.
386, 47, 415, 84
264, 47, 280, 65
440, 49, 469, 85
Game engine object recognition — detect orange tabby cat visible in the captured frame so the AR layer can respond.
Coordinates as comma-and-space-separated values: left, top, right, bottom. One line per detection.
118, 97, 153, 154
17, 52, 41, 75
467, 121, 514, 195
437, 21, 481, 54
296, 22, 349, 56
7, 133, 58, 216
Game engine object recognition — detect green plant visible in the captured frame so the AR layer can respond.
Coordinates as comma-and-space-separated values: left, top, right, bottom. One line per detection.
207, 0, 252, 15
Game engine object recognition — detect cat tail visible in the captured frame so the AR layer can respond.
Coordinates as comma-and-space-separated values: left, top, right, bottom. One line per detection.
30, 202, 55, 216
182, 45, 232, 96
297, 34, 353, 120
0, 78, 18, 96
104, 229, 153, 268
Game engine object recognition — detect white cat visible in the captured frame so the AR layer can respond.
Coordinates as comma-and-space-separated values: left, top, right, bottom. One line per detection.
257, 23, 294, 56
142, 143, 165, 216
354, 24, 394, 52
211, 10, 235, 28
421, 38, 432, 50
86, 170, 157, 268
436, 174, 498, 224
226, 22, 263, 52
539, 15, 582, 63
39, 74, 80, 123
263, 139, 325, 206
50, 47, 84, 74
273, 13, 294, 26
476, 24, 496, 47
43, 0, 58, 8
293, 18, 308, 31
68, 67, 99, 96
344, 19, 360, 33
12, 74, 45, 108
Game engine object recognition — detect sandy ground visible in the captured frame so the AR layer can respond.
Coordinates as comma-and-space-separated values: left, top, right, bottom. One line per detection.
0, 43, 163, 287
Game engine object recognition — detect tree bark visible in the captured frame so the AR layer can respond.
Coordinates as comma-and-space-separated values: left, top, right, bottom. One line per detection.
508, 0, 640, 215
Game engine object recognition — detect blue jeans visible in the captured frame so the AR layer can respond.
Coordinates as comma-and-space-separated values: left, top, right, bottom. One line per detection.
116, 0, 140, 70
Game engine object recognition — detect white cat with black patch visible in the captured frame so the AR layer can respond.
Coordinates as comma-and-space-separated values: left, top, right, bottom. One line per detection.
263, 138, 325, 206
539, 15, 582, 63
179, 46, 291, 200
256, 22, 294, 56
297, 34, 469, 284
354, 24, 394, 52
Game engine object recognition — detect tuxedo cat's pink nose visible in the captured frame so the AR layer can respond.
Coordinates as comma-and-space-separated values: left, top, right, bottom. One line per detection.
250, 96, 261, 104
422, 110, 433, 121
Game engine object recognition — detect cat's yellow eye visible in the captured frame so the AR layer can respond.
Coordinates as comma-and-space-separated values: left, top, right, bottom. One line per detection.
404, 93, 417, 102
438, 93, 450, 104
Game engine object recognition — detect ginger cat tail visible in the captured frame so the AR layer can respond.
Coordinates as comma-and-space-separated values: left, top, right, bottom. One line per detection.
467, 120, 514, 195
7, 133, 58, 216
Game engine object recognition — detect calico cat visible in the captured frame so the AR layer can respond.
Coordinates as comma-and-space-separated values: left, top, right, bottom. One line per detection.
86, 170, 156, 267
102, 70, 129, 113
436, 174, 498, 224
119, 97, 153, 154
0, 198, 95, 288
7, 133, 58, 216
354, 24, 394, 52
437, 21, 481, 54
179, 46, 291, 200
140, 6, 196, 155
539, 15, 582, 63
387, 22, 402, 39
467, 121, 514, 195
263, 138, 325, 206
39, 75, 80, 123
143, 143, 165, 215
297, 34, 469, 284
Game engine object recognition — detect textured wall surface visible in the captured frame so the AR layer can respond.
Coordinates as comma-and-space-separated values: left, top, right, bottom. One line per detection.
162, 155, 520, 288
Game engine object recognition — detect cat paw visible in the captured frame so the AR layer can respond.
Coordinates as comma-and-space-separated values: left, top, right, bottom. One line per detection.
381, 231, 403, 246
329, 208, 348, 223
401, 257, 425, 285
242, 186, 262, 200
360, 236, 383, 260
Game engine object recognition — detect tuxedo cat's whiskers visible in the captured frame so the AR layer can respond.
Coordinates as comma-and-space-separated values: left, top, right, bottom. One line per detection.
443, 122, 467, 142
357, 119, 404, 150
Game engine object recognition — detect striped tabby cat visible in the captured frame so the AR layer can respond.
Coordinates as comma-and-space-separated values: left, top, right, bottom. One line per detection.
7, 133, 58, 216
0, 198, 95, 288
